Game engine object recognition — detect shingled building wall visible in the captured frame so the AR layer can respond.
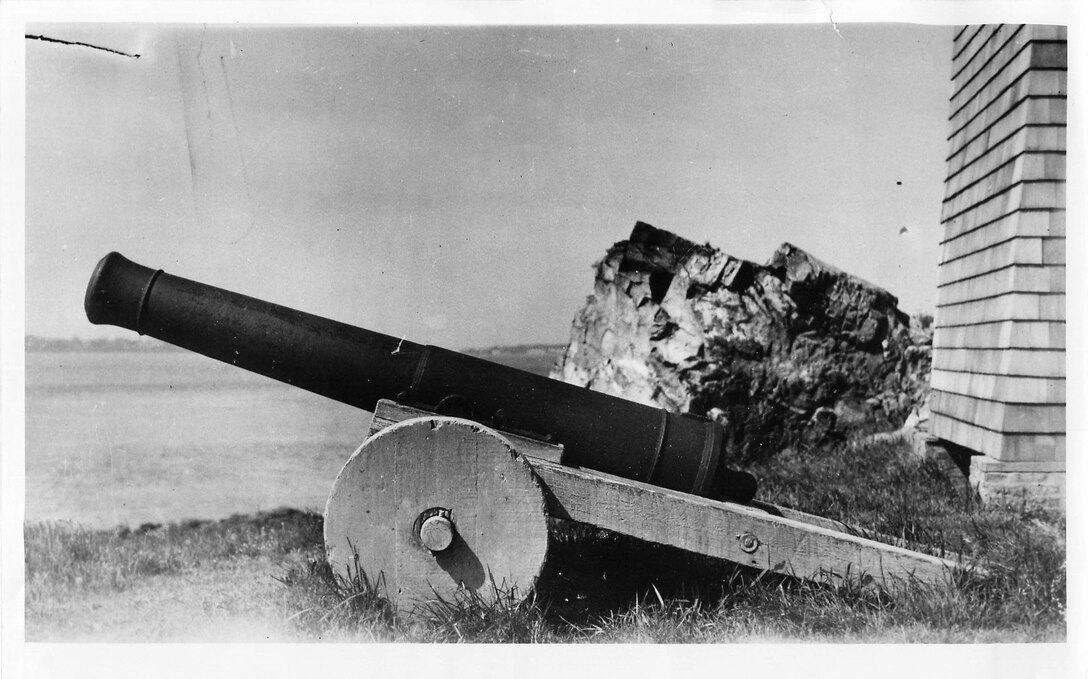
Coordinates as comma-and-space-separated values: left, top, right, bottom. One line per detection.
931, 24, 1067, 506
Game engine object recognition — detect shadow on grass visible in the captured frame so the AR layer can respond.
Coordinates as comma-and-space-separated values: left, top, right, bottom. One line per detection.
274, 432, 1066, 642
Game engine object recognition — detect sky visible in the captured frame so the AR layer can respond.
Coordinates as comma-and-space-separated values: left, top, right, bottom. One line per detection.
24, 22, 953, 349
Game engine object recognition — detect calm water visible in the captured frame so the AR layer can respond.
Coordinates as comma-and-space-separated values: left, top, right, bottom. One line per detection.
25, 352, 373, 528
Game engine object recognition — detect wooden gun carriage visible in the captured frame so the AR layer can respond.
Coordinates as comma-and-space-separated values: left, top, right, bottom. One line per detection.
86, 252, 965, 611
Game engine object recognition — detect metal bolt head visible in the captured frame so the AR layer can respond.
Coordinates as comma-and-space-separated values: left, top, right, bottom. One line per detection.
419, 514, 455, 552
737, 532, 760, 554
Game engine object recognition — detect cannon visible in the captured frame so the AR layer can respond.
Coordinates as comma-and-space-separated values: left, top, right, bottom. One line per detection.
86, 252, 965, 611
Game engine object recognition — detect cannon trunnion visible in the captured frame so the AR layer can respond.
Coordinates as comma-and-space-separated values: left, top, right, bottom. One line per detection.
85, 252, 966, 611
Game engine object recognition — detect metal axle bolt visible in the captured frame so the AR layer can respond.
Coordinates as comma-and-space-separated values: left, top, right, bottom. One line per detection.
418, 512, 455, 552
737, 532, 760, 553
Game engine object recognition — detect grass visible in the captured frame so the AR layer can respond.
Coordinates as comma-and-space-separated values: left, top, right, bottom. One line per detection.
25, 508, 321, 596
749, 437, 1067, 638
24, 436, 1065, 642
24, 508, 324, 641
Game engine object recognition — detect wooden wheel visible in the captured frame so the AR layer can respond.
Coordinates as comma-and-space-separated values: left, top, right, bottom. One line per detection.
324, 416, 550, 612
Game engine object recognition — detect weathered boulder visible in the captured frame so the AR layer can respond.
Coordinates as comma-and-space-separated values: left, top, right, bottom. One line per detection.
552, 222, 931, 461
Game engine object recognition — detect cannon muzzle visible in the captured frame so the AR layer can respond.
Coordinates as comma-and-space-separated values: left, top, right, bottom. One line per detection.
85, 252, 756, 502
85, 252, 160, 332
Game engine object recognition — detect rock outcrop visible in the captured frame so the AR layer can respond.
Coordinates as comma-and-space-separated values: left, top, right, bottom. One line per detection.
552, 222, 932, 461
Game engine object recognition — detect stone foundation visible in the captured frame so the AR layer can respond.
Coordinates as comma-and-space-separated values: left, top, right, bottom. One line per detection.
917, 436, 1065, 510
968, 456, 1065, 510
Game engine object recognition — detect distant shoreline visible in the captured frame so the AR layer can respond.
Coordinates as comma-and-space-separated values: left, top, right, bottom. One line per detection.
25, 335, 567, 356
25, 336, 183, 353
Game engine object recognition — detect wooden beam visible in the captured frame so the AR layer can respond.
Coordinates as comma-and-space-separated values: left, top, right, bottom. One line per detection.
529, 458, 964, 586
948, 71, 1067, 165
949, 25, 1027, 114
930, 414, 1065, 462
936, 265, 1064, 306
940, 209, 1064, 259
952, 25, 987, 65
938, 237, 1044, 286
930, 390, 1066, 436
930, 369, 1065, 403
932, 347, 1065, 376
942, 137, 1066, 223
935, 291, 1065, 324
933, 320, 1065, 350
942, 178, 1066, 243
945, 126, 1065, 201
369, 399, 564, 464
1042, 237, 1066, 264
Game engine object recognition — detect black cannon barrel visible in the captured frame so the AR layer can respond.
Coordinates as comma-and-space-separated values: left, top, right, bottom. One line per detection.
85, 252, 756, 502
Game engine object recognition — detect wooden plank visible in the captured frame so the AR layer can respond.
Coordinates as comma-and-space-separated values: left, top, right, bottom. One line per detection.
948, 89, 1065, 170
941, 183, 1041, 244
936, 265, 1065, 306
1023, 25, 1069, 42
955, 25, 1065, 77
948, 94, 1039, 163
745, 501, 854, 534
930, 390, 1065, 433
931, 347, 1065, 377
1040, 152, 1066, 178
947, 135, 1065, 203
940, 210, 1064, 258
932, 320, 1065, 350
741, 501, 961, 561
952, 24, 997, 71
954, 24, 978, 42
946, 123, 1064, 194
930, 413, 1065, 462
1030, 41, 1068, 69
950, 24, 1026, 111
369, 399, 565, 464
947, 96, 1064, 177
930, 389, 990, 425
1039, 294, 1065, 321
935, 291, 1065, 325
930, 369, 1065, 404
942, 152, 1065, 222
942, 178, 1066, 243
953, 25, 988, 62
1022, 178, 1066, 209
528, 458, 965, 585
995, 431, 1066, 463
1042, 237, 1065, 264
930, 413, 990, 451
1025, 125, 1067, 153
938, 237, 1043, 285
949, 67, 1066, 146
950, 29, 1063, 117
